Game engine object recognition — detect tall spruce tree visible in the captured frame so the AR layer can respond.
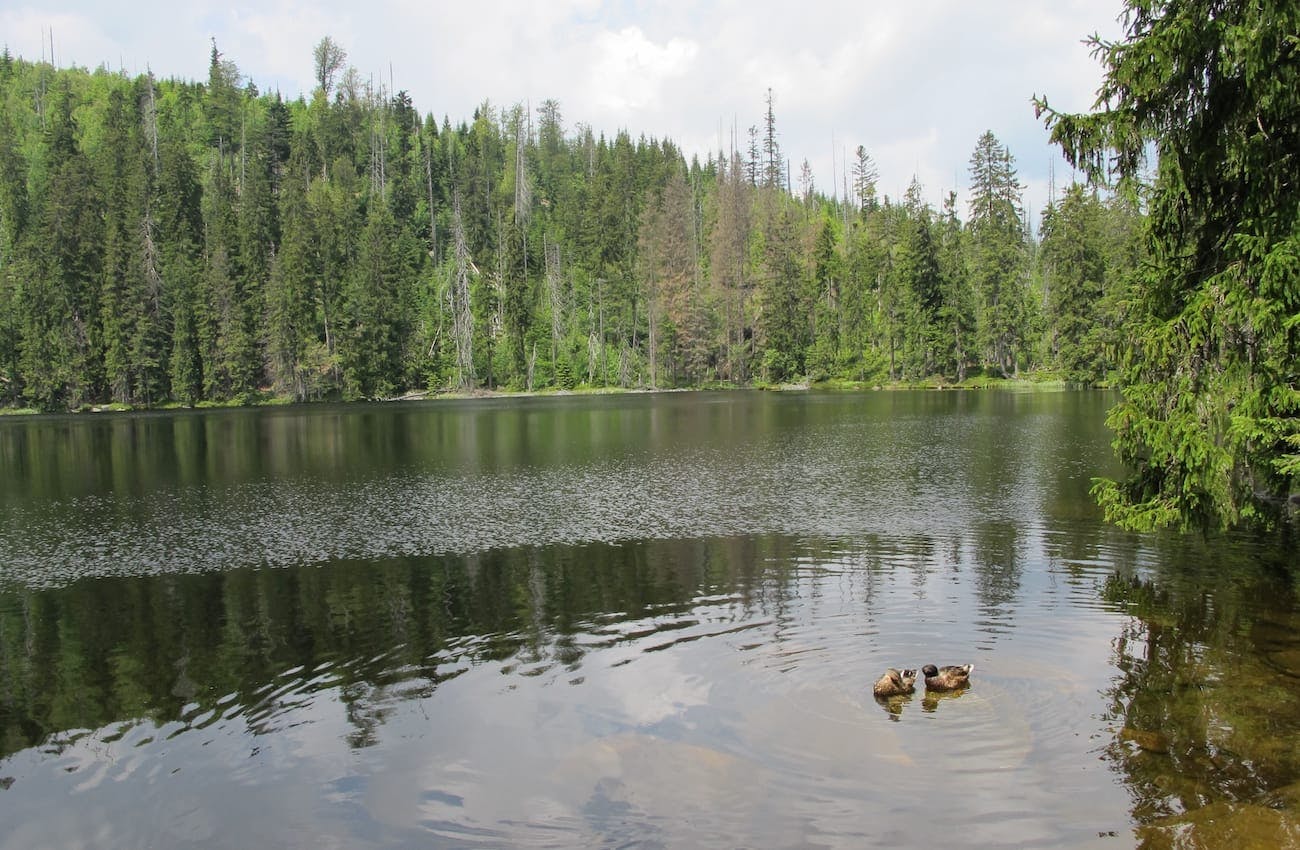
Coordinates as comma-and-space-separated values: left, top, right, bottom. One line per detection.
936, 191, 975, 381
761, 89, 782, 191
852, 145, 879, 213
25, 80, 104, 409
265, 130, 316, 400
756, 193, 807, 382
1039, 184, 1106, 381
805, 213, 844, 381
967, 130, 1028, 377
897, 179, 943, 377
97, 85, 151, 404
340, 199, 404, 399
0, 109, 25, 404
1036, 0, 1300, 530
200, 152, 258, 401
158, 136, 204, 405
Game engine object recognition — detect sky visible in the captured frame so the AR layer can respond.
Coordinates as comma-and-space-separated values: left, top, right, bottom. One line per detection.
1, 0, 1127, 225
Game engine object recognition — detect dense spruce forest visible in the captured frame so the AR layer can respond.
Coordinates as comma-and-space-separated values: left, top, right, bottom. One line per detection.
0, 42, 1146, 411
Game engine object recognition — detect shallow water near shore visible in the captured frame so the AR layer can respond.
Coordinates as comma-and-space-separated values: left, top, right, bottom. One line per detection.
1, 389, 1297, 848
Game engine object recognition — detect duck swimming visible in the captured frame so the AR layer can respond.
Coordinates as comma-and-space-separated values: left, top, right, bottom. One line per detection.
922, 663, 973, 691
872, 668, 917, 698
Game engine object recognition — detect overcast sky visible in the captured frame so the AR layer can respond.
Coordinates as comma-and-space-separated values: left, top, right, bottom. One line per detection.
3, 0, 1126, 225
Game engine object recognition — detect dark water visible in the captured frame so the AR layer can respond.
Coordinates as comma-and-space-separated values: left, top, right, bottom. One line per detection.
0, 390, 1297, 848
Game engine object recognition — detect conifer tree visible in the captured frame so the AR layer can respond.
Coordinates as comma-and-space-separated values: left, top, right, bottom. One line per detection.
200, 154, 257, 401
852, 145, 879, 213
709, 152, 753, 382
805, 213, 843, 381
1039, 184, 1105, 380
756, 194, 807, 382
1037, 0, 1300, 529
0, 110, 24, 404
967, 130, 1028, 376
154, 134, 204, 405
638, 166, 703, 385
761, 89, 782, 191
25, 80, 104, 408
265, 131, 316, 400
97, 85, 152, 404
896, 181, 943, 377
936, 192, 975, 381
340, 200, 403, 399
205, 41, 241, 149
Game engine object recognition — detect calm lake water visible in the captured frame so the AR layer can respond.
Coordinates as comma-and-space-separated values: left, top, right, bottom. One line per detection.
1, 390, 1298, 849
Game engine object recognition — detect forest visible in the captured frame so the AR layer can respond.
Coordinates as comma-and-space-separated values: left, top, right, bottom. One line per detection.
0, 40, 1146, 411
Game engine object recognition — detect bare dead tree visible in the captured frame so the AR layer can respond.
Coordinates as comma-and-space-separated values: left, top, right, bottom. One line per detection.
142, 70, 160, 177
423, 126, 437, 260
139, 210, 164, 406
513, 106, 532, 228
368, 76, 387, 200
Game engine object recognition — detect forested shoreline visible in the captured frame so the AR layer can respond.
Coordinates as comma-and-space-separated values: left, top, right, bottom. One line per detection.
0, 42, 1144, 411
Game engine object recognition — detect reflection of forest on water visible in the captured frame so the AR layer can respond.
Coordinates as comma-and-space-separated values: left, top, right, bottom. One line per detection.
7, 519, 1300, 849
0, 535, 809, 762
1098, 532, 1300, 847
4, 392, 1300, 847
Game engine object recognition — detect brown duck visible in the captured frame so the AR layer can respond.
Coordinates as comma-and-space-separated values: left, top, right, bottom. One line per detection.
872, 668, 917, 698
922, 663, 973, 691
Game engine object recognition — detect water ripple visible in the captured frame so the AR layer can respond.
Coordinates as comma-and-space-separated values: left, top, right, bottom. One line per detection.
1, 412, 1067, 589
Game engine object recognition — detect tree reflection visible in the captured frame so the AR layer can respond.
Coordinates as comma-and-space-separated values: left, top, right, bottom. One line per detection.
970, 521, 1023, 610
1098, 534, 1300, 846
0, 535, 783, 763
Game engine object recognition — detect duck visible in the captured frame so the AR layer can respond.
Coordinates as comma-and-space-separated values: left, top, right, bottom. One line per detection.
872, 668, 917, 698
922, 663, 973, 691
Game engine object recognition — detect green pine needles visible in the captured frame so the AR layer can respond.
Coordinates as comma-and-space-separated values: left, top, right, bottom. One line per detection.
1036, 0, 1300, 531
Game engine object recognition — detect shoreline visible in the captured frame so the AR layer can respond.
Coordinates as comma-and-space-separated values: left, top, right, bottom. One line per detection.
0, 375, 1112, 416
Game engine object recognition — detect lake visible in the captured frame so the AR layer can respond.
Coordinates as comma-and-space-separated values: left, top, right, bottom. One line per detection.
1, 390, 1297, 848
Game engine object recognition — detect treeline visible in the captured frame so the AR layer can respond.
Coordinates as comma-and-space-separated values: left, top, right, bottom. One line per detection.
0, 43, 1146, 410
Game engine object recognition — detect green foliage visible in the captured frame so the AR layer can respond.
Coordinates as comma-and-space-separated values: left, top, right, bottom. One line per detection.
1040, 184, 1109, 381
0, 52, 1146, 412
755, 194, 808, 382
936, 192, 976, 381
554, 355, 576, 390
967, 131, 1030, 377
1038, 0, 1300, 530
339, 203, 397, 399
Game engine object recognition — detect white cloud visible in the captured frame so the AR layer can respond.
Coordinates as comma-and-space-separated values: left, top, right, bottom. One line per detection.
588, 27, 698, 113
223, 3, 351, 94
874, 126, 946, 202
606, 651, 712, 727
0, 9, 116, 70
